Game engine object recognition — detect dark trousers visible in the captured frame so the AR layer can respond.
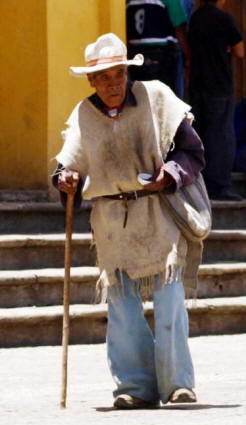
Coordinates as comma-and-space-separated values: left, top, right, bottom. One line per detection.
190, 90, 236, 196
128, 43, 181, 96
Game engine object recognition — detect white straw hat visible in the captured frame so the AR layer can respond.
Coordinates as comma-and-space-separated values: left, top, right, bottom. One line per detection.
70, 33, 144, 77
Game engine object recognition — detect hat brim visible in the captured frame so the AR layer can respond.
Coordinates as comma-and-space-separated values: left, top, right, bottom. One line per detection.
69, 54, 144, 78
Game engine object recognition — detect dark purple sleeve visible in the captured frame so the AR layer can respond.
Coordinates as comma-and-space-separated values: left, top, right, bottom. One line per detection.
51, 163, 83, 211
163, 118, 205, 194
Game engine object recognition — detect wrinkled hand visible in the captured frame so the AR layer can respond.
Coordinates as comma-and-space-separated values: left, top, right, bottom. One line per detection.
58, 170, 80, 195
144, 167, 166, 192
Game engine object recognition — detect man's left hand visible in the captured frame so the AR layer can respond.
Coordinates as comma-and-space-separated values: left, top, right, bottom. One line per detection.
144, 166, 173, 192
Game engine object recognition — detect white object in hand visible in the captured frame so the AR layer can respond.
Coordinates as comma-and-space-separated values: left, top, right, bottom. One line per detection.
137, 173, 152, 186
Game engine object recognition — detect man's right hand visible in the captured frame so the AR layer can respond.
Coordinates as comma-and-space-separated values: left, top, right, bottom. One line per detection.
58, 170, 80, 194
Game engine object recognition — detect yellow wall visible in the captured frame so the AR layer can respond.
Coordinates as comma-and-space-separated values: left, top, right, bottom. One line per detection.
47, 0, 126, 197
0, 0, 47, 189
99, 0, 126, 39
0, 0, 126, 192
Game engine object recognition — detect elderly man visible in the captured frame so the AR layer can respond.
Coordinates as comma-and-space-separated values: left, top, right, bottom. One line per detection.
52, 33, 205, 409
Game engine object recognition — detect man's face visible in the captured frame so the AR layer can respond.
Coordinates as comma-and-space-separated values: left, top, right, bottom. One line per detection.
88, 65, 128, 108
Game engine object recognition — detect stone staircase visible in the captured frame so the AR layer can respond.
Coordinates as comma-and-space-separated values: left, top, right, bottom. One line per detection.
1, 173, 246, 347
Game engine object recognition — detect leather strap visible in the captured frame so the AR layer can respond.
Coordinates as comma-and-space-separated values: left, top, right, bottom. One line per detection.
103, 190, 157, 201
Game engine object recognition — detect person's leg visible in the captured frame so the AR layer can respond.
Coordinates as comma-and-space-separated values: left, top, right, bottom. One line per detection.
158, 44, 180, 94
107, 272, 159, 402
153, 268, 195, 404
189, 90, 203, 138
173, 48, 184, 98
201, 93, 236, 196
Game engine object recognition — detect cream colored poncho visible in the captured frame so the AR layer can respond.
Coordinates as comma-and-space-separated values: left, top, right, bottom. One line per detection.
56, 80, 192, 296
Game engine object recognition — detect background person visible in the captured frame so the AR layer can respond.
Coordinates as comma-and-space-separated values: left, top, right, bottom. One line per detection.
182, 0, 195, 20
234, 98, 246, 172
126, 0, 190, 97
176, 0, 195, 98
188, 0, 244, 201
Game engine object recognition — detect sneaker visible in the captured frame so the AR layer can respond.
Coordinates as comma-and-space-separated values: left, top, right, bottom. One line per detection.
210, 190, 243, 201
114, 394, 160, 409
169, 388, 197, 403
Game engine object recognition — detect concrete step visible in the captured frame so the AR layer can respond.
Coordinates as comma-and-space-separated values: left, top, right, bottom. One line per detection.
198, 262, 246, 298
0, 296, 246, 347
231, 172, 246, 198
0, 201, 92, 234
211, 199, 246, 229
0, 190, 49, 203
0, 267, 98, 308
203, 229, 246, 263
1, 229, 246, 270
0, 233, 95, 270
1, 198, 246, 235
1, 263, 246, 308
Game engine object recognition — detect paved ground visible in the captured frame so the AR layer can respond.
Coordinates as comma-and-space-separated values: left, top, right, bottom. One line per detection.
0, 334, 245, 425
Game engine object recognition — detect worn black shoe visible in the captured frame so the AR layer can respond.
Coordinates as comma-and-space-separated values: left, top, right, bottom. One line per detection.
211, 190, 243, 201
169, 388, 197, 403
114, 394, 160, 409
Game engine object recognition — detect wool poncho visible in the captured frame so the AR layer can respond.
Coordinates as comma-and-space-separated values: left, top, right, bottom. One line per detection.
56, 80, 192, 296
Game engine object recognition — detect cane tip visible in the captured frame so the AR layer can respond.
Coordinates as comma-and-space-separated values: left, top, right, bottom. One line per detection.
60, 401, 66, 409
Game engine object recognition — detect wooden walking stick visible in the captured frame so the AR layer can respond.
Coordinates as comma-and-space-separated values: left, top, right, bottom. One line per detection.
60, 192, 74, 409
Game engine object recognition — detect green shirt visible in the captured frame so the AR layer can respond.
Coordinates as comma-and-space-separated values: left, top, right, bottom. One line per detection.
162, 0, 187, 28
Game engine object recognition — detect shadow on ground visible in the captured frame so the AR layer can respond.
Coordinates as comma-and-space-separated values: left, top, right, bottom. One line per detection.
95, 404, 241, 412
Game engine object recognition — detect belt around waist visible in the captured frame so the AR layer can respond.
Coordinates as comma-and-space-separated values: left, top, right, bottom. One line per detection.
102, 190, 158, 201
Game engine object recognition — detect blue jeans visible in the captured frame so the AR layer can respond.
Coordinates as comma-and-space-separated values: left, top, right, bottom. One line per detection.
106, 268, 194, 403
